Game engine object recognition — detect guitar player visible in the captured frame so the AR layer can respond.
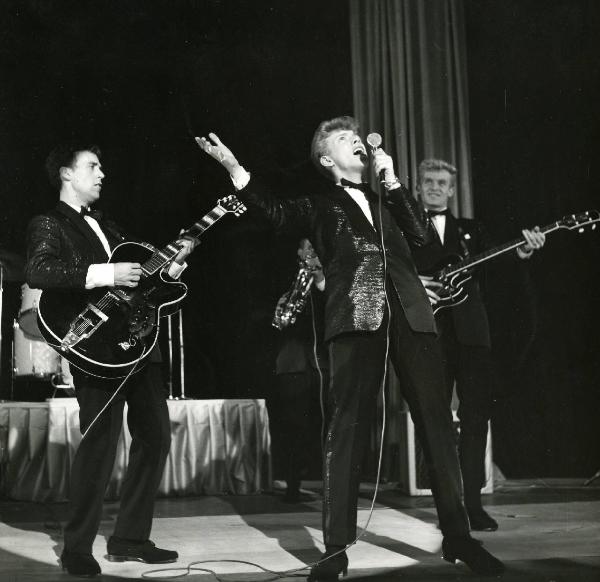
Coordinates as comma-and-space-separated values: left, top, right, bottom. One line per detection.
25, 144, 195, 577
412, 158, 546, 532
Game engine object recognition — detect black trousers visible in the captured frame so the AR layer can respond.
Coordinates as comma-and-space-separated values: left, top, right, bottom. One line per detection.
437, 314, 494, 511
273, 368, 327, 492
63, 364, 171, 554
322, 290, 469, 546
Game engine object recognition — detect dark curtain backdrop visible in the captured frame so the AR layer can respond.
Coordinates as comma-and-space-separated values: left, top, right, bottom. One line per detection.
349, 0, 474, 215
464, 0, 600, 478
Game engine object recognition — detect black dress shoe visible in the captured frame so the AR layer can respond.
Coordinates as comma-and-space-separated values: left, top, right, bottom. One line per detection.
106, 536, 178, 563
307, 549, 348, 581
468, 509, 499, 531
442, 536, 505, 576
60, 549, 101, 577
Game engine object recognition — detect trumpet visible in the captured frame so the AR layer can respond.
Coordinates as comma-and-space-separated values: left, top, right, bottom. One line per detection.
272, 261, 315, 330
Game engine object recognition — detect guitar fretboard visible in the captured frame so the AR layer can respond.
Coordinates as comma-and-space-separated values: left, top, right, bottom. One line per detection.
445, 221, 561, 277
142, 205, 228, 276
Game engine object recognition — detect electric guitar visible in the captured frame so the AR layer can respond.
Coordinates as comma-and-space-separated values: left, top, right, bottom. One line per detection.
38, 195, 246, 378
425, 210, 600, 315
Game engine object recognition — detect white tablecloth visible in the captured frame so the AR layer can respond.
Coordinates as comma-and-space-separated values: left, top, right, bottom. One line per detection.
0, 398, 271, 502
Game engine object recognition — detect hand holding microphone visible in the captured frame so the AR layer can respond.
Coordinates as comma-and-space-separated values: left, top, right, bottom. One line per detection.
366, 132, 401, 189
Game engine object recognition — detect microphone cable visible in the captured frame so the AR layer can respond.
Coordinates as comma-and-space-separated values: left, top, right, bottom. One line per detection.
141, 158, 394, 581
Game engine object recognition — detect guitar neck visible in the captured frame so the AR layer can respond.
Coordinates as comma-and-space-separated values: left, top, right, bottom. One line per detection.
142, 204, 229, 275
445, 221, 561, 277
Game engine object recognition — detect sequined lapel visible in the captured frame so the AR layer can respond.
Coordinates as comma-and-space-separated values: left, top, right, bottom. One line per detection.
55, 201, 110, 260
326, 186, 380, 244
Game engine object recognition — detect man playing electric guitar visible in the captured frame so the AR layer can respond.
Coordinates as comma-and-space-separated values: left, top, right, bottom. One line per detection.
25, 143, 196, 577
412, 159, 545, 532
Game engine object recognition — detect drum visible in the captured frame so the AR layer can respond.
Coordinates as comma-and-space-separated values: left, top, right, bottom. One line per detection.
13, 323, 61, 378
18, 284, 44, 340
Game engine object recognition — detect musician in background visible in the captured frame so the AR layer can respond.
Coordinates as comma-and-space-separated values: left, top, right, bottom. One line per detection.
272, 238, 328, 503
412, 158, 545, 532
25, 144, 194, 577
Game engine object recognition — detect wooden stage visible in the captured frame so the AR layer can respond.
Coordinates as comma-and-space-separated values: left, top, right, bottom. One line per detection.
0, 479, 598, 581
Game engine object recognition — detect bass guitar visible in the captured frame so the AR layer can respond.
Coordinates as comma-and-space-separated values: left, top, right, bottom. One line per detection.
426, 210, 599, 315
38, 195, 246, 378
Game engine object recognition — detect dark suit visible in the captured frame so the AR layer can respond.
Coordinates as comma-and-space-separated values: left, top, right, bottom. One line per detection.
412, 213, 494, 514
240, 181, 470, 544
25, 201, 171, 553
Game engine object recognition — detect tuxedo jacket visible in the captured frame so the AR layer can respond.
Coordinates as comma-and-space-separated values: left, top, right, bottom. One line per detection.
25, 201, 126, 290
240, 181, 437, 343
411, 214, 492, 347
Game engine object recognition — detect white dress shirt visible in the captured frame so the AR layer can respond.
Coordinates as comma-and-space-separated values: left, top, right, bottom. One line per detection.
67, 203, 186, 289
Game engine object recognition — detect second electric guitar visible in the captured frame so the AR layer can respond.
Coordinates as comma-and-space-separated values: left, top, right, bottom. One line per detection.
426, 210, 599, 314
37, 195, 246, 378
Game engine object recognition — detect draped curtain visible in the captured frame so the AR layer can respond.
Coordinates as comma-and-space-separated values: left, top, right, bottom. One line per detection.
350, 0, 473, 217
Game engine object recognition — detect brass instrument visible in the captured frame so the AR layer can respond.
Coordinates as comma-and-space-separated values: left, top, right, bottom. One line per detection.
272, 261, 315, 330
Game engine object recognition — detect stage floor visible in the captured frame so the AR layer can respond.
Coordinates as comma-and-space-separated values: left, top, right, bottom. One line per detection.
0, 479, 599, 581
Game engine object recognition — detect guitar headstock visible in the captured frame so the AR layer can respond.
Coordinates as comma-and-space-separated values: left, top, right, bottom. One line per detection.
217, 195, 247, 217
559, 210, 600, 233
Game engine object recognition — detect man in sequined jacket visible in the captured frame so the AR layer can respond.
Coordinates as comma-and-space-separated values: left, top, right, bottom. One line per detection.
197, 117, 504, 579
25, 144, 194, 577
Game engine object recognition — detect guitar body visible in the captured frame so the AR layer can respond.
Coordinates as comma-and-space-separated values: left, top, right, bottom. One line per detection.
38, 241, 187, 379
421, 254, 474, 315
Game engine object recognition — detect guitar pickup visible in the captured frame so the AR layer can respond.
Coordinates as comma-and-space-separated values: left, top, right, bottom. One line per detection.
60, 304, 109, 351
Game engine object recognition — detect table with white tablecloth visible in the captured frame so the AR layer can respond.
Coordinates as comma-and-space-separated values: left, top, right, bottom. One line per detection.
0, 398, 271, 502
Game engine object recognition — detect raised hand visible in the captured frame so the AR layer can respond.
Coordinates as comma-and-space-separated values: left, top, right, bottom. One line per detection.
195, 133, 239, 173
114, 262, 142, 287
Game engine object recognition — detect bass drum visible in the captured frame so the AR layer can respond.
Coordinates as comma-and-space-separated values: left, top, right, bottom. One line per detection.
13, 323, 61, 378
18, 284, 44, 340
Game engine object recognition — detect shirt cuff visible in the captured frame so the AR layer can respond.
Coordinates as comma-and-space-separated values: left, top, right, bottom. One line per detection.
230, 166, 251, 190
315, 278, 326, 292
166, 261, 187, 279
85, 263, 115, 289
516, 247, 533, 259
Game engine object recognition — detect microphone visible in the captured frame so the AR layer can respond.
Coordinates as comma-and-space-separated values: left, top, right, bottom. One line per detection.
366, 132, 385, 181
366, 132, 382, 152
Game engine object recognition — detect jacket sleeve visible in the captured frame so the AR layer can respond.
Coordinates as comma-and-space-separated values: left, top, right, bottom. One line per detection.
238, 178, 316, 233
385, 185, 433, 248
25, 215, 89, 289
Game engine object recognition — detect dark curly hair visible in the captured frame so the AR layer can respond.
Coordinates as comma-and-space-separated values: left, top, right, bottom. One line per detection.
45, 143, 101, 189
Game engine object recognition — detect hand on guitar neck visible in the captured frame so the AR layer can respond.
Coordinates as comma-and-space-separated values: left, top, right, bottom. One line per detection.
420, 275, 444, 306
516, 226, 546, 258
173, 235, 199, 265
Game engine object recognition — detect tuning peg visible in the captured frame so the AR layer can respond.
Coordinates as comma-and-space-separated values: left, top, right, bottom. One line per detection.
579, 227, 585, 233
593, 224, 597, 230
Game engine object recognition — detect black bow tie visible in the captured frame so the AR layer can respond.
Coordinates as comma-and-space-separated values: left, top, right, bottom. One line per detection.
80, 206, 102, 220
340, 178, 370, 193
427, 208, 450, 217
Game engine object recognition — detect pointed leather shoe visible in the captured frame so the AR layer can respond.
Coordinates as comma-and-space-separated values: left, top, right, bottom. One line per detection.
106, 537, 178, 563
468, 508, 499, 532
442, 536, 505, 576
60, 550, 101, 577
307, 549, 348, 581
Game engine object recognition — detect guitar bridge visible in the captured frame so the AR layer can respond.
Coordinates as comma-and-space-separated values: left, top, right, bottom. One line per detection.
60, 303, 109, 351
